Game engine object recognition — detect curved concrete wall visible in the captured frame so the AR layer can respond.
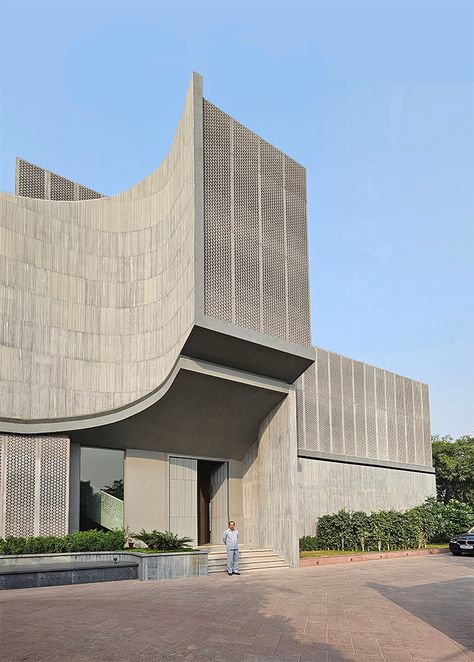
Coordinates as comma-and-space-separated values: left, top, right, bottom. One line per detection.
0, 75, 201, 423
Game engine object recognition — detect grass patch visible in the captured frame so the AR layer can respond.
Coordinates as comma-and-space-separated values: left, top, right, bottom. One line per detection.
300, 543, 449, 558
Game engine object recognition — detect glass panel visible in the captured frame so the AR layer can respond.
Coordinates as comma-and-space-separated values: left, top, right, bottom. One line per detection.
80, 447, 124, 531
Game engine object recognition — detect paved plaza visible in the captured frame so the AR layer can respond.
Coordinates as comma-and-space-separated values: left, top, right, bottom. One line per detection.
1, 555, 473, 661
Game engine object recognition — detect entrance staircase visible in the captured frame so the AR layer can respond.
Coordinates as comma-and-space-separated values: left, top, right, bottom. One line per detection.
202, 545, 290, 574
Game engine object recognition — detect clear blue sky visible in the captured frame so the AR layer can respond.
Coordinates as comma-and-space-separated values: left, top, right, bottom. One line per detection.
1, 1, 473, 438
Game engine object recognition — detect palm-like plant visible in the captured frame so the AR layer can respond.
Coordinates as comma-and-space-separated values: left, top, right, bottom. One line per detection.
132, 530, 193, 550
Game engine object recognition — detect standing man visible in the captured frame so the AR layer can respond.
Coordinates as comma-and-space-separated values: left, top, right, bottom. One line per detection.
223, 520, 239, 575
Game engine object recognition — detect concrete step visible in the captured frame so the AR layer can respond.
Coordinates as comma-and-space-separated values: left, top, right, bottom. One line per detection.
207, 549, 277, 560
208, 554, 280, 565
209, 558, 288, 568
206, 546, 289, 573
208, 556, 286, 570
208, 560, 289, 573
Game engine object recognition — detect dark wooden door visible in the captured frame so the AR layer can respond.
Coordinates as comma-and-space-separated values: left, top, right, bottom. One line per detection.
197, 461, 212, 545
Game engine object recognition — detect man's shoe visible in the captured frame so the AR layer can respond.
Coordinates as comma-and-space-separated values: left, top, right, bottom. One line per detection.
228, 572, 232, 575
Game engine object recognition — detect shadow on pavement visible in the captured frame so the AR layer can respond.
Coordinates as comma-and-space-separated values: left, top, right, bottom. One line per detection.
367, 575, 474, 652
0, 572, 355, 661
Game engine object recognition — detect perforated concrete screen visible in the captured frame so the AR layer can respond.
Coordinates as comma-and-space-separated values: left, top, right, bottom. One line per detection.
296, 348, 432, 467
203, 100, 311, 347
16, 159, 45, 199
16, 158, 102, 200
0, 435, 69, 537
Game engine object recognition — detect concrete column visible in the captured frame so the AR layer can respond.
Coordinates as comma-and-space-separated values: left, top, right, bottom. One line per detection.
242, 390, 299, 566
228, 460, 244, 542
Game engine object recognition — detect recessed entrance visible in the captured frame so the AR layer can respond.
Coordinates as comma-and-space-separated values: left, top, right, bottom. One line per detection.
197, 460, 227, 545
169, 457, 228, 547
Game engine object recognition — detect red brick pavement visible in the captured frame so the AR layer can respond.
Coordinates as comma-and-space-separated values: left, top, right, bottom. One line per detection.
1, 555, 472, 661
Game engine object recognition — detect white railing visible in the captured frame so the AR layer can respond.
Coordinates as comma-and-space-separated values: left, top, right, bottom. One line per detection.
83, 490, 123, 531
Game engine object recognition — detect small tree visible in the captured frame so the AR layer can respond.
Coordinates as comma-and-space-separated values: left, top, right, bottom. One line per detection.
351, 511, 370, 552
368, 511, 395, 551
332, 509, 352, 550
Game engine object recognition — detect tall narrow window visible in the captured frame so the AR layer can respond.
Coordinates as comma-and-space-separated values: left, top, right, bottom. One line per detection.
80, 447, 124, 531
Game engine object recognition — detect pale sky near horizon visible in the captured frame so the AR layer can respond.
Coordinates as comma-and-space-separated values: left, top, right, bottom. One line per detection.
1, 1, 473, 438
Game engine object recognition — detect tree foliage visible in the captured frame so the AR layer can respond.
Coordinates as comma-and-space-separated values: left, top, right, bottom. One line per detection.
432, 435, 474, 506
103, 479, 124, 500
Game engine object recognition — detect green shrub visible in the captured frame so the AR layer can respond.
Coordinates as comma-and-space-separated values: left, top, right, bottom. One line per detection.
313, 498, 474, 552
0, 529, 125, 556
132, 530, 193, 551
315, 513, 342, 550
299, 536, 318, 551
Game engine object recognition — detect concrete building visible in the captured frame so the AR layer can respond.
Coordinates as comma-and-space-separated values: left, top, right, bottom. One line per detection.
0, 74, 435, 566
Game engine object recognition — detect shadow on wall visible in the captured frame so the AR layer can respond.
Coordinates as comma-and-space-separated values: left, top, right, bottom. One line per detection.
367, 573, 474, 650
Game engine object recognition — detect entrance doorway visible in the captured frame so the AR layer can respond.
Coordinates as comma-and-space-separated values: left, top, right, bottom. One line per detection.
169, 457, 228, 546
197, 460, 228, 545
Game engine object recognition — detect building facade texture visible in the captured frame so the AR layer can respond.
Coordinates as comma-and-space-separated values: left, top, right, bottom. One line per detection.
0, 74, 435, 565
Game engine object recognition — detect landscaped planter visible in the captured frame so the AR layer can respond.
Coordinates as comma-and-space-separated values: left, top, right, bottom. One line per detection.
0, 550, 208, 582
300, 547, 449, 567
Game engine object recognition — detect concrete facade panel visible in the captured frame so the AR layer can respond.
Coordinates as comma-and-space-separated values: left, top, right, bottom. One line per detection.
123, 450, 169, 535
298, 457, 437, 537
296, 347, 432, 469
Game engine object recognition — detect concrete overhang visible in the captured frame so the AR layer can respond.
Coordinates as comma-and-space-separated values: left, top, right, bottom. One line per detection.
69, 358, 289, 460
184, 316, 315, 384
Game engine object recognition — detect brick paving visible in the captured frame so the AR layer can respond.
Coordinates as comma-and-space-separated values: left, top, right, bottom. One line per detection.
1, 555, 473, 661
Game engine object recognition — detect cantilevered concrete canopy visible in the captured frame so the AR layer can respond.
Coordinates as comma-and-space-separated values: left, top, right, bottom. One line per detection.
183, 322, 313, 384
69, 360, 289, 460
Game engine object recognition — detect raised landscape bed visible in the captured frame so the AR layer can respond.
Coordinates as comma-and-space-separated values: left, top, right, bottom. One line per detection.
300, 546, 450, 567
0, 549, 208, 589
0, 559, 138, 590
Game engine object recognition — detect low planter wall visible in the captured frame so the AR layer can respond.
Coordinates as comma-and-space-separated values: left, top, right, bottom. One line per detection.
1, 560, 139, 590
0, 550, 208, 581
300, 547, 450, 567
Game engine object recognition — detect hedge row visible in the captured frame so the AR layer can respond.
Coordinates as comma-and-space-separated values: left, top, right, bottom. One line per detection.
300, 498, 474, 552
0, 529, 125, 555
